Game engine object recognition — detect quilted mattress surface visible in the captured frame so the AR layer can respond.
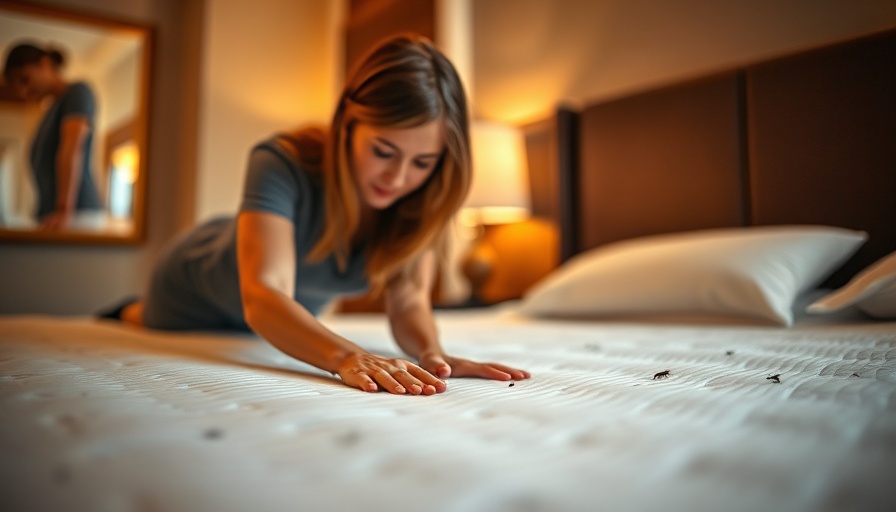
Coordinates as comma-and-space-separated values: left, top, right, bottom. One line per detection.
1, 310, 895, 512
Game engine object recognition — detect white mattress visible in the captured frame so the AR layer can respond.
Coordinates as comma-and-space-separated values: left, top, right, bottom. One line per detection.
1, 309, 895, 512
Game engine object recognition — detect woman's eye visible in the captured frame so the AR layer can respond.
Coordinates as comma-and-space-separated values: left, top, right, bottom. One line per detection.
372, 146, 393, 159
413, 160, 431, 170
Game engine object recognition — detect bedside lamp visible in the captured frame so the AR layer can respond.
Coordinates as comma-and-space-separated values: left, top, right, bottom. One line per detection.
460, 120, 530, 304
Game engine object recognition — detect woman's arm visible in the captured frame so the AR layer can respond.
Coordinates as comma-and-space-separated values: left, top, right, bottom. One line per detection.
384, 250, 442, 364
237, 211, 445, 395
41, 116, 90, 229
385, 250, 531, 381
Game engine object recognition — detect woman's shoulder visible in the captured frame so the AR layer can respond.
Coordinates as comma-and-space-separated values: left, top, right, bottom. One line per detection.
257, 127, 325, 168
58, 81, 96, 112
240, 131, 325, 220
245, 134, 322, 200
65, 81, 96, 99
273, 126, 326, 167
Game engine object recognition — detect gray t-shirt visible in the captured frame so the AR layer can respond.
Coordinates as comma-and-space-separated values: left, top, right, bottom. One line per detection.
142, 137, 369, 330
30, 81, 101, 218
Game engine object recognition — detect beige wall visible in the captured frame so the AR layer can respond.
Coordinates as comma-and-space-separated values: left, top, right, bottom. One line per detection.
12, 0, 893, 314
195, 0, 343, 221
0, 0, 468, 313
0, 0, 345, 315
0, 0, 204, 315
472, 0, 896, 125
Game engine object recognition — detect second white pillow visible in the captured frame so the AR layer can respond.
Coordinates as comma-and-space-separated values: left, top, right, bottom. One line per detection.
807, 250, 896, 320
519, 225, 867, 326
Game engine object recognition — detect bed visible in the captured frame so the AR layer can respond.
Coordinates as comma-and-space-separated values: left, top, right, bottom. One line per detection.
2, 29, 896, 512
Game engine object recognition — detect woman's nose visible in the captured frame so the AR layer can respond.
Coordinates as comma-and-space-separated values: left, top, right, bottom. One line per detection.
383, 161, 409, 188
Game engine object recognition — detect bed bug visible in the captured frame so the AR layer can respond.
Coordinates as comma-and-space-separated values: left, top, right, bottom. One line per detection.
653, 370, 671, 380
725, 350, 735, 356
508, 382, 515, 387
766, 374, 781, 384
203, 428, 223, 440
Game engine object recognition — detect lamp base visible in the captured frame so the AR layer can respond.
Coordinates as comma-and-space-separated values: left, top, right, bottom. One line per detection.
461, 233, 497, 305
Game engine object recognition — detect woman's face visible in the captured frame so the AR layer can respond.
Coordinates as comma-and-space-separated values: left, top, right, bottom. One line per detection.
350, 119, 445, 210
6, 58, 56, 101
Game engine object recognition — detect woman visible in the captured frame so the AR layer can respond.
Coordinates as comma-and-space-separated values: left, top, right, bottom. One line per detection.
104, 34, 530, 395
3, 42, 101, 229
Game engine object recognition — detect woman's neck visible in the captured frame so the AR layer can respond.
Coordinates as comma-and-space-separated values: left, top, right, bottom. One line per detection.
49, 77, 67, 99
353, 205, 377, 248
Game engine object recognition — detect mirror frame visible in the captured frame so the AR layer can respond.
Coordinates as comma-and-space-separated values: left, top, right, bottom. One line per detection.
0, 0, 153, 246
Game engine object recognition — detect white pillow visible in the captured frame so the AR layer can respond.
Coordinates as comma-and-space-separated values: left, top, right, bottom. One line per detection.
519, 226, 867, 326
806, 250, 896, 319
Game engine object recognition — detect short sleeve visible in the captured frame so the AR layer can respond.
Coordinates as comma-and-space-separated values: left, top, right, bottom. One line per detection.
59, 82, 95, 120
239, 145, 302, 220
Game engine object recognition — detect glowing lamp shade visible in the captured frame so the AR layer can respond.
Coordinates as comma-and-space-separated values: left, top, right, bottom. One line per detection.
463, 120, 530, 226
459, 120, 531, 304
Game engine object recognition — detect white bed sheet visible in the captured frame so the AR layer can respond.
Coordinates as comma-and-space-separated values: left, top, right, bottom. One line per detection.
1, 308, 895, 512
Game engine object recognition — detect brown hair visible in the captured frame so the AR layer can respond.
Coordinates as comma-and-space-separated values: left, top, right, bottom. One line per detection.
301, 34, 471, 293
3, 43, 65, 80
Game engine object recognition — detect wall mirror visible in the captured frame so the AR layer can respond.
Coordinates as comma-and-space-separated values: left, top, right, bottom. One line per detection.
0, 1, 151, 245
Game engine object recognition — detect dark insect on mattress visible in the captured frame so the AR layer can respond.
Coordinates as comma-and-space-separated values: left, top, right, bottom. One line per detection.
653, 370, 671, 380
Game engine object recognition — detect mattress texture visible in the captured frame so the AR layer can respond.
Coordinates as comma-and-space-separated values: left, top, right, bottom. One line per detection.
1, 310, 895, 512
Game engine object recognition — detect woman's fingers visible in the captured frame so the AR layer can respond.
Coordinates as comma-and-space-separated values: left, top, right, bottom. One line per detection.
342, 370, 379, 393
338, 354, 446, 395
369, 367, 407, 394
419, 353, 452, 379
487, 363, 531, 380
406, 364, 447, 394
452, 359, 532, 381
338, 353, 529, 392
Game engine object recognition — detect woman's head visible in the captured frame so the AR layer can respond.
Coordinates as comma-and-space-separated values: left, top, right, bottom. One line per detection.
349, 118, 444, 211
311, 33, 471, 291
3, 43, 66, 101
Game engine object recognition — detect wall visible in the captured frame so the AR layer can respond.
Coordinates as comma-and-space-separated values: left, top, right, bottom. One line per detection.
0, 101, 40, 222
0, 0, 347, 314
0, 0, 204, 315
195, 0, 343, 221
472, 0, 896, 125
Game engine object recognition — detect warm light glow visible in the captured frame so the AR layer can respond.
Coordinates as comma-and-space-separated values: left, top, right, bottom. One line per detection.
111, 143, 139, 184
462, 120, 530, 226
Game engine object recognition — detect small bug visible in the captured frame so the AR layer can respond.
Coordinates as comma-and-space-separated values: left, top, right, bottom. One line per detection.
850, 373, 860, 378
725, 350, 735, 356
766, 374, 781, 384
508, 382, 515, 387
653, 370, 671, 380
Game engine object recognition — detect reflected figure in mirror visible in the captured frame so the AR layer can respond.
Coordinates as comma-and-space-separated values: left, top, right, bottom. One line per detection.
3, 42, 101, 230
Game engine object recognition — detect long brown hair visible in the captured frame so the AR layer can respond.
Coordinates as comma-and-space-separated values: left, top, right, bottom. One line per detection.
304, 34, 471, 293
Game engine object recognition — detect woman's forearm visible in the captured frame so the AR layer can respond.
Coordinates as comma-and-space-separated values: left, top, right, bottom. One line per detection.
55, 135, 82, 212
243, 285, 365, 374
388, 298, 443, 360
55, 118, 90, 213
384, 249, 444, 360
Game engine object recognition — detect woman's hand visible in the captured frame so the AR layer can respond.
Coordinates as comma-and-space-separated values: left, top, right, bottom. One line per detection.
337, 352, 448, 395
38, 209, 73, 230
419, 352, 531, 381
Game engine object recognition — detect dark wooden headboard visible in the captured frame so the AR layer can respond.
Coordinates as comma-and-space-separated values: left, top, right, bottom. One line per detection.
539, 28, 896, 288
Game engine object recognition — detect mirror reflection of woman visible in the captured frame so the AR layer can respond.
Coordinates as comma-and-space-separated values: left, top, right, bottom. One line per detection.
100, 34, 530, 395
3, 42, 101, 229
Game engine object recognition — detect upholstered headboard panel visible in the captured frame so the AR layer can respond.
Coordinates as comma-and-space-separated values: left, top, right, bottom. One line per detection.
555, 28, 896, 287
575, 72, 746, 251
746, 30, 896, 286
